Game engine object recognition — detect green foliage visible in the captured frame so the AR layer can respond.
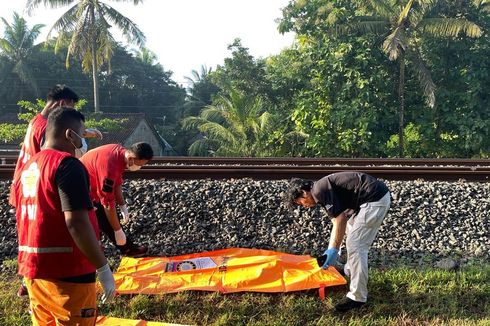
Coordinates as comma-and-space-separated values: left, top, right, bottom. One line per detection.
0, 99, 126, 143
386, 123, 426, 158
277, 0, 489, 158
0, 12, 44, 97
182, 88, 277, 157
287, 35, 398, 157
84, 117, 128, 132
211, 39, 273, 103
0, 123, 28, 143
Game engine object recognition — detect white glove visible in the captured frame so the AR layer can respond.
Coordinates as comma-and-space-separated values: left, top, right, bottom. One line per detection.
83, 128, 103, 140
114, 228, 126, 246
96, 263, 115, 303
119, 205, 130, 225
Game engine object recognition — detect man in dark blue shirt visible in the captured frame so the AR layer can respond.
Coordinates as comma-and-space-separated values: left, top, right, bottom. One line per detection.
287, 172, 390, 312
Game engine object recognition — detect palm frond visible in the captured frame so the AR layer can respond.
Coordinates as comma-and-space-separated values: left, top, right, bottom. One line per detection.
476, 0, 490, 12
66, 7, 91, 68
408, 50, 436, 108
99, 3, 146, 47
382, 26, 407, 60
181, 116, 208, 131
364, 0, 395, 18
418, 18, 482, 38
332, 19, 390, 37
397, 0, 415, 26
26, 0, 75, 16
188, 138, 212, 156
108, 0, 144, 4
47, 3, 79, 39
198, 122, 238, 145
200, 106, 226, 123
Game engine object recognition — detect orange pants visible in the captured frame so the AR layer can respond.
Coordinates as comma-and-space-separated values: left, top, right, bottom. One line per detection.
24, 278, 97, 326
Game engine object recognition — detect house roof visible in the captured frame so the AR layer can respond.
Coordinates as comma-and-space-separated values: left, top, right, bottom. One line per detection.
86, 112, 147, 147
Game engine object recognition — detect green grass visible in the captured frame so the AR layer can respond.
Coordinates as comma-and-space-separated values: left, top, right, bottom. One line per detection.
1, 259, 489, 326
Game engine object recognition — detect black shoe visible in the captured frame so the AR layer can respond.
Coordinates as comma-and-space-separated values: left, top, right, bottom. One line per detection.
121, 244, 148, 257
334, 297, 365, 312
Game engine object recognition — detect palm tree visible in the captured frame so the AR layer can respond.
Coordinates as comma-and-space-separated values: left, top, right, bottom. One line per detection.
182, 88, 275, 157
332, 0, 482, 156
132, 47, 157, 65
183, 65, 220, 116
0, 12, 44, 98
26, 0, 146, 112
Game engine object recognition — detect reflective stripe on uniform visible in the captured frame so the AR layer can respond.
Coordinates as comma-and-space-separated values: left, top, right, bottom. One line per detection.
18, 245, 73, 254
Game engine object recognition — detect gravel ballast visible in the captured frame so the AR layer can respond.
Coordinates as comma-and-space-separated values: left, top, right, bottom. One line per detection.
1, 178, 489, 268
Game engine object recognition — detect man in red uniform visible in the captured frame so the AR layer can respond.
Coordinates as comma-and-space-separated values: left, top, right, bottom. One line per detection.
11, 84, 102, 206
80, 142, 154, 257
12, 107, 115, 325
11, 85, 102, 297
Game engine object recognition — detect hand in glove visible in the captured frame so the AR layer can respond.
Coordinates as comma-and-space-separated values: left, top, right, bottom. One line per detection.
114, 228, 126, 246
119, 205, 130, 225
318, 248, 339, 269
96, 263, 115, 303
82, 128, 103, 140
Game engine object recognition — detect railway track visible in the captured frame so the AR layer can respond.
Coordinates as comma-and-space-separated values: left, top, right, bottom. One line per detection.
1, 157, 489, 181
1, 156, 490, 166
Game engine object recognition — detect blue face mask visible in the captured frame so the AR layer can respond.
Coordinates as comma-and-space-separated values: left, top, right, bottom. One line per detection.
69, 130, 88, 158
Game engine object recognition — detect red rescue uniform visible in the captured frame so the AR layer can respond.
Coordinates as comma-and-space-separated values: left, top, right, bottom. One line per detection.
10, 114, 48, 207
80, 144, 126, 208
13, 149, 99, 279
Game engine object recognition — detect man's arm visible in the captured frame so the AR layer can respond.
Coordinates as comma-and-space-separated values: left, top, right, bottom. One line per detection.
103, 204, 122, 232
65, 210, 107, 269
318, 212, 349, 269
115, 185, 125, 206
329, 212, 349, 249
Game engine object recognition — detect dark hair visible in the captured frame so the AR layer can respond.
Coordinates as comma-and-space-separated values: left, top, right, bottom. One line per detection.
285, 178, 314, 208
46, 85, 79, 103
45, 106, 85, 139
129, 142, 154, 161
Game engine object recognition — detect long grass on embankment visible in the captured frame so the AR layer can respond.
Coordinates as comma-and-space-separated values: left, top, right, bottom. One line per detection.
1, 258, 489, 326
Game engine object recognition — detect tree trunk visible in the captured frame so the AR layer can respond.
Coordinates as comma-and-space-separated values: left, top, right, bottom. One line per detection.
90, 6, 100, 113
398, 53, 406, 157
91, 46, 100, 113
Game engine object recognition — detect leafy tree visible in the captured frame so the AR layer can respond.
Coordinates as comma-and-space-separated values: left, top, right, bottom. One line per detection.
168, 65, 221, 155
97, 43, 186, 123
211, 39, 274, 103
182, 88, 276, 157
279, 0, 483, 157
184, 65, 220, 117
419, 0, 490, 157
278, 2, 399, 157
26, 0, 146, 112
0, 12, 44, 98
0, 99, 127, 144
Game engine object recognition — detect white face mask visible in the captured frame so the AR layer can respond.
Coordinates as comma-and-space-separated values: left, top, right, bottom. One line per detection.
127, 163, 142, 171
69, 130, 88, 158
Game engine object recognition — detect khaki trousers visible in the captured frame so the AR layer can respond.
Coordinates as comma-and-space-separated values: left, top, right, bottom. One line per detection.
344, 192, 390, 302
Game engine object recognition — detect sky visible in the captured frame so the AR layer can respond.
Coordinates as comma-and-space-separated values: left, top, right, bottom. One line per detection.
0, 0, 295, 86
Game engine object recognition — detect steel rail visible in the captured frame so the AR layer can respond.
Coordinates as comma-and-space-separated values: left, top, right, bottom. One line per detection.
1, 164, 488, 181
146, 157, 490, 167
1, 155, 490, 166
